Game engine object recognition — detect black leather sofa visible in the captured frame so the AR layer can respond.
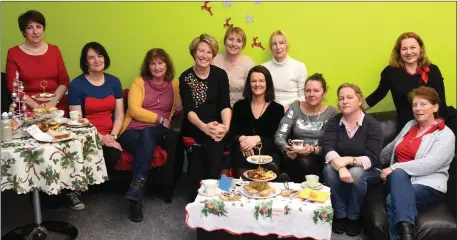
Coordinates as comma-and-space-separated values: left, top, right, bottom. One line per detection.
363, 111, 457, 240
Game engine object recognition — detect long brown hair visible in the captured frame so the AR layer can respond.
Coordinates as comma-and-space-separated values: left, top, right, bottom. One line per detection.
140, 48, 175, 81
389, 32, 431, 68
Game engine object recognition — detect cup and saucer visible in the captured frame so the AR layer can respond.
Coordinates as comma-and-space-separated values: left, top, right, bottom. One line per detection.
301, 174, 324, 190
198, 179, 223, 197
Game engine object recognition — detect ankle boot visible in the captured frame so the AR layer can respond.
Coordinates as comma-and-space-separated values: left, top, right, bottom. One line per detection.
396, 221, 416, 240
128, 200, 143, 222
125, 177, 145, 202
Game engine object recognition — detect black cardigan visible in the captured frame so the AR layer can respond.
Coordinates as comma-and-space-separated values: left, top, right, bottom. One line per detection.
323, 113, 384, 168
230, 99, 284, 152
366, 64, 448, 132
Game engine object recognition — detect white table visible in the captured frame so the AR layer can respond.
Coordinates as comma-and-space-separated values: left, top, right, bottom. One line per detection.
186, 182, 333, 239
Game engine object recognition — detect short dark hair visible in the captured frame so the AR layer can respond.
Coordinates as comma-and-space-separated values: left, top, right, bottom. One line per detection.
79, 42, 111, 74
140, 48, 175, 81
18, 10, 46, 37
408, 86, 440, 117
243, 65, 275, 102
305, 73, 328, 92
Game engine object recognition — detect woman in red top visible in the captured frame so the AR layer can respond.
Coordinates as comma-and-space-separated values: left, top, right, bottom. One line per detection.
5, 10, 69, 112
379, 86, 455, 240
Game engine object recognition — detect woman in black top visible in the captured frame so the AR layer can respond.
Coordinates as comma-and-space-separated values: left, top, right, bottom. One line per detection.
323, 83, 383, 236
230, 65, 284, 177
179, 34, 231, 202
366, 32, 451, 133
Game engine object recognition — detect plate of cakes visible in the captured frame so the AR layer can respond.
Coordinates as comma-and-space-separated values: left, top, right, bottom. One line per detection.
240, 181, 279, 199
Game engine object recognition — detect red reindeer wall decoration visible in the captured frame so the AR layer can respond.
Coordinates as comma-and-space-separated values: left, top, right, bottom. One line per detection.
201, 1, 213, 16
251, 37, 265, 50
223, 17, 233, 28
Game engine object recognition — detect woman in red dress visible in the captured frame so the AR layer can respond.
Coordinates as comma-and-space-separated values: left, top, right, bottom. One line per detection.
5, 10, 69, 113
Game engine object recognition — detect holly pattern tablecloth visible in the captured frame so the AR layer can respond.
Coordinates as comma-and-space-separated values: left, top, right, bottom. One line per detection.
1, 126, 108, 195
186, 182, 333, 239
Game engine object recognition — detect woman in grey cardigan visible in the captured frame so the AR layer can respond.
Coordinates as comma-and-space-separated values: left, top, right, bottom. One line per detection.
380, 86, 455, 240
274, 73, 337, 182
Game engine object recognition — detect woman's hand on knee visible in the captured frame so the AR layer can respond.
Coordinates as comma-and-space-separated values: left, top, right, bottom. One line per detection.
381, 167, 393, 181
338, 167, 354, 183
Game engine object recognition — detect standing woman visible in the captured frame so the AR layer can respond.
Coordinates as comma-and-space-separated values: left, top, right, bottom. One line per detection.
179, 34, 231, 202
6, 10, 69, 113
262, 30, 308, 107
365, 32, 453, 134
213, 27, 255, 106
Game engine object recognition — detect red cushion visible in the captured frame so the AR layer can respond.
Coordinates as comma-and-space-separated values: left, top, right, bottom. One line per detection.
114, 146, 168, 171
182, 137, 197, 148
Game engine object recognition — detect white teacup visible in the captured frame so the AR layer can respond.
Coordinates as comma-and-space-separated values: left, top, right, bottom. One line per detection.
288, 139, 304, 150
202, 179, 218, 195
54, 110, 64, 121
305, 174, 320, 187
69, 111, 81, 121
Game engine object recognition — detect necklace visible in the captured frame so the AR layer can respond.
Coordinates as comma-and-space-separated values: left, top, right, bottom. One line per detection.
251, 101, 267, 134
23, 42, 44, 53
300, 102, 321, 124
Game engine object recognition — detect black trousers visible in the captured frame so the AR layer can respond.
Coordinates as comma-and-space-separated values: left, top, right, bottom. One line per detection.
280, 154, 324, 183
102, 146, 122, 177
187, 140, 224, 202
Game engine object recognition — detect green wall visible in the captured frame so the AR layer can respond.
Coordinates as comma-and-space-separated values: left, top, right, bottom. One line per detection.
2, 2, 456, 112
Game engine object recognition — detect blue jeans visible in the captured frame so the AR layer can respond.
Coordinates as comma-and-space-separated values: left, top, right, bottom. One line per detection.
323, 164, 381, 220
386, 169, 445, 240
118, 125, 168, 181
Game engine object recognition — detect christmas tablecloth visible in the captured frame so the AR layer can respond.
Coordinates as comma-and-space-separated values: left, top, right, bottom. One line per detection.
1, 126, 108, 195
186, 182, 333, 239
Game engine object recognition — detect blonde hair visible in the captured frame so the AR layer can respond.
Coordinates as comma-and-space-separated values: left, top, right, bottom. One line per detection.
224, 27, 247, 49
337, 83, 366, 111
389, 32, 431, 68
269, 30, 289, 51
189, 34, 219, 59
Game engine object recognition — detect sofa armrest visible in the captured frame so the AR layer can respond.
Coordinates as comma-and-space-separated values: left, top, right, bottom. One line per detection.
362, 183, 389, 240
445, 156, 457, 219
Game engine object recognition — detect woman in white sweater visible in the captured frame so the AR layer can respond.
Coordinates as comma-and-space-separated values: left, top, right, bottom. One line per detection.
262, 30, 308, 107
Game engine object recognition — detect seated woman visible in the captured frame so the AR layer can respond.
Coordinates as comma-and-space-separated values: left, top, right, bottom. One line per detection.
69, 42, 124, 181
379, 86, 455, 240
323, 83, 383, 236
275, 73, 337, 182
179, 34, 231, 202
230, 65, 284, 177
118, 48, 182, 222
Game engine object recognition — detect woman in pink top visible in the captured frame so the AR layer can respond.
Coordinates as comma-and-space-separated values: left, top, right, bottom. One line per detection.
213, 27, 255, 107
118, 49, 182, 222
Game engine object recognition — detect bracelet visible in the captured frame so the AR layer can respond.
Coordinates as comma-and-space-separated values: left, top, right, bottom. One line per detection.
352, 157, 357, 166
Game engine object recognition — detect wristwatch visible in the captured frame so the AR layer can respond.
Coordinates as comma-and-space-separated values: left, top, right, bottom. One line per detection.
352, 157, 357, 166
110, 133, 118, 140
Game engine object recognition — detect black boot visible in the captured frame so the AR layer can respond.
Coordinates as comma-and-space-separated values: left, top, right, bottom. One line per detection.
128, 200, 143, 222
346, 218, 362, 236
125, 177, 146, 202
396, 221, 416, 240
332, 217, 347, 234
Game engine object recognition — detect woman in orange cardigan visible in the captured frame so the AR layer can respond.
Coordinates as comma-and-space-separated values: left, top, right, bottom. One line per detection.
118, 48, 182, 222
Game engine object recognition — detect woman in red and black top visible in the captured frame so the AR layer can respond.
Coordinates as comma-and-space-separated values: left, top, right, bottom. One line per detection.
366, 32, 454, 134
5, 10, 69, 113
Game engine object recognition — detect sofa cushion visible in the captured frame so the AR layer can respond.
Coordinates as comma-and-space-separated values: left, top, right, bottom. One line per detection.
114, 146, 167, 171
